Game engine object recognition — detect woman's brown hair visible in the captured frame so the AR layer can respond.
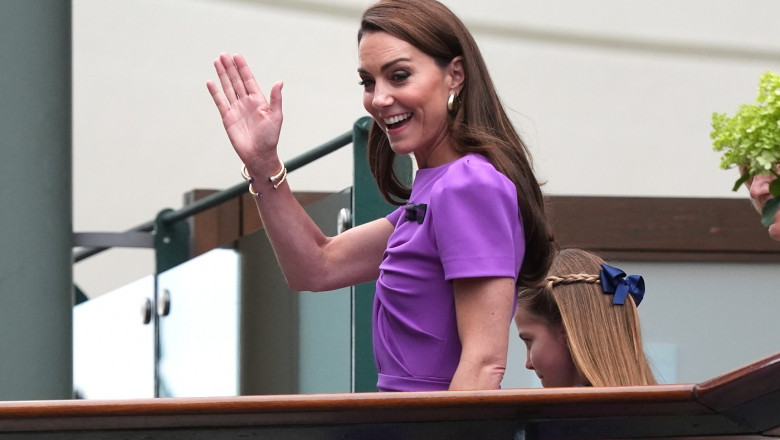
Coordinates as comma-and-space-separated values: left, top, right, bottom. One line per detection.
517, 248, 657, 387
358, 0, 553, 287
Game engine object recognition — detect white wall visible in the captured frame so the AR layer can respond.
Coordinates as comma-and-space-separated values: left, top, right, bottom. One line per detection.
73, 0, 780, 295
72, 0, 780, 387
73, 0, 366, 295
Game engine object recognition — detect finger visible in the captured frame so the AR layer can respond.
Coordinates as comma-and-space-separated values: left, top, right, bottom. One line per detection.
222, 53, 248, 100
234, 54, 265, 100
268, 81, 284, 117
206, 80, 230, 118
214, 55, 237, 106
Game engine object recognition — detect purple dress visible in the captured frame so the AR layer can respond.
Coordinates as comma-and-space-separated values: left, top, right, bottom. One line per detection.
373, 153, 525, 391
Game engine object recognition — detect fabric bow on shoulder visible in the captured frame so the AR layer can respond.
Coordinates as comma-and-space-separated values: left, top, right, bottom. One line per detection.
599, 263, 645, 306
404, 203, 427, 224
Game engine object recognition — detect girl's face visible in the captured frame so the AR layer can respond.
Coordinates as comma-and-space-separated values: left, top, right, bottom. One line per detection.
514, 305, 581, 387
357, 31, 461, 168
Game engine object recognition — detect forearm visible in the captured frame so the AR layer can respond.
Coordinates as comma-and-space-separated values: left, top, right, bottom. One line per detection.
249, 174, 333, 291
449, 354, 506, 390
247, 162, 388, 291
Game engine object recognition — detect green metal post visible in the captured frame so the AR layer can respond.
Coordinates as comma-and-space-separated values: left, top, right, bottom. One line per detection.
351, 117, 412, 392
153, 209, 190, 397
154, 210, 191, 275
0, 0, 73, 400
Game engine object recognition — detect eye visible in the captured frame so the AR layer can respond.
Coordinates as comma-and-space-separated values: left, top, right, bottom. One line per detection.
391, 70, 410, 82
358, 77, 375, 89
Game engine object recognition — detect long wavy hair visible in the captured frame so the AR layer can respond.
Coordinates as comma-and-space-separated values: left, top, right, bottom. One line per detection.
357, 0, 553, 287
517, 248, 657, 386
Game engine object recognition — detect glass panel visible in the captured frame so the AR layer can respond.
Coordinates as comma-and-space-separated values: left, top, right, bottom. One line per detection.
298, 287, 351, 393
238, 190, 352, 395
297, 191, 352, 393
613, 261, 780, 384
73, 276, 155, 399
156, 248, 239, 397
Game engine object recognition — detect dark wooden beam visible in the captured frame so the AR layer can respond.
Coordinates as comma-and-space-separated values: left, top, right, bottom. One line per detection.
546, 196, 780, 262
184, 190, 332, 258
186, 190, 780, 263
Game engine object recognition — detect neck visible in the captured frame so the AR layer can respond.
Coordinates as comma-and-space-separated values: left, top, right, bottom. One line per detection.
414, 137, 463, 169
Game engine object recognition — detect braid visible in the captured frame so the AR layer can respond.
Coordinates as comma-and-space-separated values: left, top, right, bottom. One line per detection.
546, 273, 600, 290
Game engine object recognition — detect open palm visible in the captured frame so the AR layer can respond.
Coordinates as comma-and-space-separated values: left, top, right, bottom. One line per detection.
206, 53, 283, 168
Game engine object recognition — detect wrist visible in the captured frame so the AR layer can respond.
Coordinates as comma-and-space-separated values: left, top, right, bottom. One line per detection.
243, 152, 281, 178
241, 159, 288, 198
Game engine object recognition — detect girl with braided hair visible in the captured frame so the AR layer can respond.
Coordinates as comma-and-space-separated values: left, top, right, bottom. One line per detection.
514, 248, 656, 387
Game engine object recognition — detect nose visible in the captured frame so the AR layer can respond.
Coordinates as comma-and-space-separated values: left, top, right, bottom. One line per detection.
749, 173, 773, 202
371, 83, 393, 109
525, 352, 534, 371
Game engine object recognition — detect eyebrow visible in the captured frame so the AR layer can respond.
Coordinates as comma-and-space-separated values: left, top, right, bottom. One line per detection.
357, 57, 412, 75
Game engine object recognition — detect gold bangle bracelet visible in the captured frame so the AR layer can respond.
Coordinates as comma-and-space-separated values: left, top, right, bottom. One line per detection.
272, 167, 288, 189
241, 165, 262, 198
241, 160, 287, 196
248, 179, 262, 198
268, 160, 285, 182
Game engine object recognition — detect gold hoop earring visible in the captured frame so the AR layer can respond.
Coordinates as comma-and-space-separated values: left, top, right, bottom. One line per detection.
447, 92, 460, 116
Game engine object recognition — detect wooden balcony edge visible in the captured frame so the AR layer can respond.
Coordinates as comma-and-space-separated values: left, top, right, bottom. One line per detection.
3, 350, 780, 438
0, 385, 699, 432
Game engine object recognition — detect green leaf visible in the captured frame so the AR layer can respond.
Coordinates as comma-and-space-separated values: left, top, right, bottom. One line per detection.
771, 178, 780, 197
761, 197, 780, 227
732, 172, 750, 192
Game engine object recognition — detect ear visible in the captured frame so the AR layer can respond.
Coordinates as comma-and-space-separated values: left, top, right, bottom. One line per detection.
447, 55, 465, 94
556, 324, 569, 346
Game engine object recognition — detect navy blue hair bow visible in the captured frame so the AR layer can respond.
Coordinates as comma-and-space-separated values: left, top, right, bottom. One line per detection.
599, 263, 645, 306
404, 203, 427, 224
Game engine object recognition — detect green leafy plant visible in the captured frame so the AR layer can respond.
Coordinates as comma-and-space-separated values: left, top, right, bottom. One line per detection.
711, 71, 780, 227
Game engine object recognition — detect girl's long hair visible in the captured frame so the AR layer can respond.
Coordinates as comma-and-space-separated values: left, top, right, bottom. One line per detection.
517, 248, 657, 386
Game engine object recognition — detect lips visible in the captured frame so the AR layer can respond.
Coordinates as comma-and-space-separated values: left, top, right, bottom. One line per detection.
383, 112, 412, 130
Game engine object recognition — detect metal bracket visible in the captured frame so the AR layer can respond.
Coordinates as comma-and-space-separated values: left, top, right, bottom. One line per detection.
154, 208, 191, 274
72, 232, 154, 248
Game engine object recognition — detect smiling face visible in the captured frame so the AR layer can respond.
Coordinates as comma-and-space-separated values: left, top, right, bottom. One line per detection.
514, 304, 581, 388
357, 31, 463, 168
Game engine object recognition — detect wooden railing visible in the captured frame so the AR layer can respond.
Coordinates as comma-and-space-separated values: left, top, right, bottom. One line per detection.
2, 351, 779, 439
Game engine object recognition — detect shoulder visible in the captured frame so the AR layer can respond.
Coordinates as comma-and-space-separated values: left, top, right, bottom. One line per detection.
433, 154, 515, 196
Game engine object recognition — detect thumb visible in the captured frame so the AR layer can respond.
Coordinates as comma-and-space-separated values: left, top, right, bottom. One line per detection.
269, 81, 284, 116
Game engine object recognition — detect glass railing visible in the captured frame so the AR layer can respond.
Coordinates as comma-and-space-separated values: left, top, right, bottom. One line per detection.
73, 116, 411, 398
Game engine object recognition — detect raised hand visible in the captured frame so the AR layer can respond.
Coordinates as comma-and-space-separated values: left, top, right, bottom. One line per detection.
206, 53, 283, 170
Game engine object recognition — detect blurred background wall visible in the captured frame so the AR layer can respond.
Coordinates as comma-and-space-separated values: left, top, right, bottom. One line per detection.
68, 0, 780, 390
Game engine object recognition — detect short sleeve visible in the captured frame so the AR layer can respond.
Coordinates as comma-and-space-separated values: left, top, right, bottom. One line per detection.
386, 205, 405, 227
430, 160, 523, 280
